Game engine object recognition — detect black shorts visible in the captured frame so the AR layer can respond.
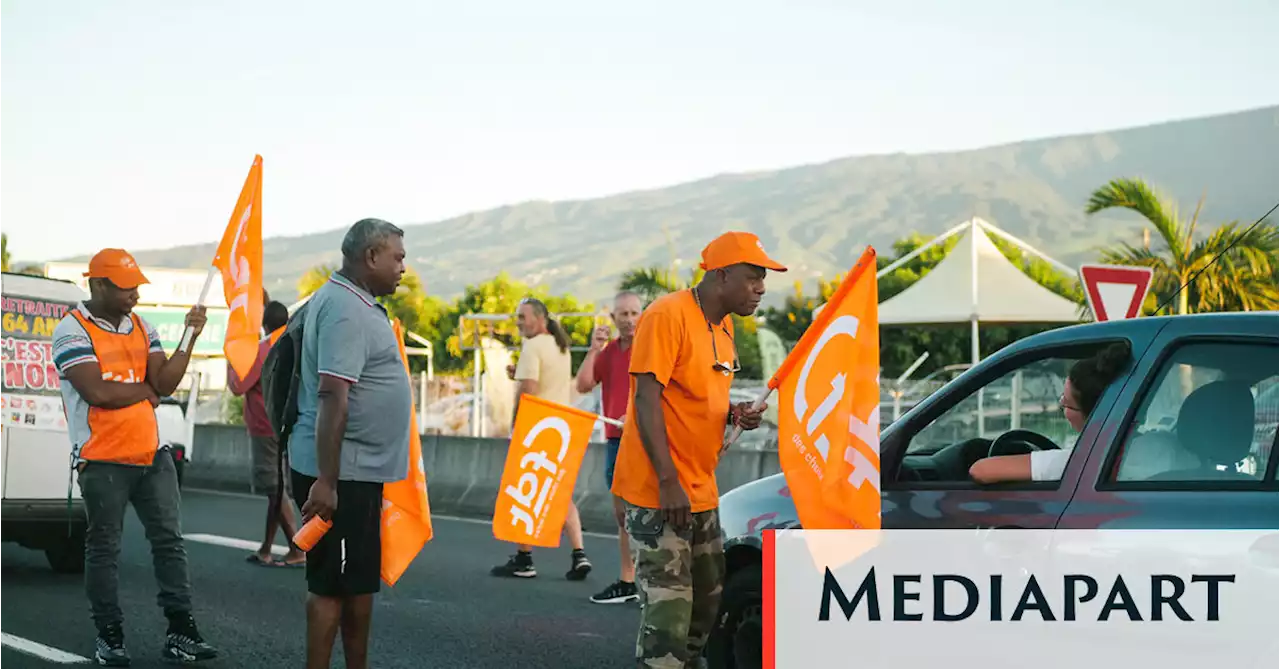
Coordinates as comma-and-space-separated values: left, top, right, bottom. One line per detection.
291, 469, 384, 597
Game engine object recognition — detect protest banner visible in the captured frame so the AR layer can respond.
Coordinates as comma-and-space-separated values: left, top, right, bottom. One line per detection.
1, 295, 75, 431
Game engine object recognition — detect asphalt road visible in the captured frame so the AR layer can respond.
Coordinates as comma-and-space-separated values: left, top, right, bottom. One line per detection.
1, 489, 642, 668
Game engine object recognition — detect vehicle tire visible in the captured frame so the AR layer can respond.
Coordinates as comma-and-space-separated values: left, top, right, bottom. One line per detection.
46, 534, 85, 574
705, 563, 762, 669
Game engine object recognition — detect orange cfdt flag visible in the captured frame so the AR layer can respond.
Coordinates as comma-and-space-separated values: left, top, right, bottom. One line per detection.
212, 155, 264, 380
492, 394, 596, 548
816, 254, 881, 531
381, 319, 435, 586
770, 246, 880, 531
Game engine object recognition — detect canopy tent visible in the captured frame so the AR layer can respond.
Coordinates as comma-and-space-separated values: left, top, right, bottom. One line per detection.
877, 217, 1083, 364
814, 217, 1083, 365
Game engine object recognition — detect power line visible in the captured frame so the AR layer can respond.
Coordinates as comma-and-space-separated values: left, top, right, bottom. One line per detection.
1154, 203, 1279, 314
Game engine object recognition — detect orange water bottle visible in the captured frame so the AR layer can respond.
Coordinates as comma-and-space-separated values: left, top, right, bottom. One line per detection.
292, 516, 332, 552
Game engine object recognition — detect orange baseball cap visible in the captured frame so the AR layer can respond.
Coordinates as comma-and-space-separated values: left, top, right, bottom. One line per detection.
83, 249, 150, 290
699, 231, 787, 272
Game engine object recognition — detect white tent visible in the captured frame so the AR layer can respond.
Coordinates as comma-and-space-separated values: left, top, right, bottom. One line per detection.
876, 217, 1083, 364
814, 217, 1084, 365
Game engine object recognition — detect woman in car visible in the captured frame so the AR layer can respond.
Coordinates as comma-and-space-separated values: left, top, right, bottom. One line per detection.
969, 341, 1131, 484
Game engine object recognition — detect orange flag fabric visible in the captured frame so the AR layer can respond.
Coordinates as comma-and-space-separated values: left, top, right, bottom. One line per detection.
381, 319, 435, 586
771, 246, 881, 531
212, 155, 264, 380
493, 394, 596, 547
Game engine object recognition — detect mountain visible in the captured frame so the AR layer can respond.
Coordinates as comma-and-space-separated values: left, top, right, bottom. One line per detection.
69, 105, 1280, 307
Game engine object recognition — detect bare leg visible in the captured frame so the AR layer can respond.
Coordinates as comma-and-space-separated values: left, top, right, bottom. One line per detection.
614, 496, 635, 582
340, 594, 375, 669
564, 502, 585, 551
277, 493, 305, 563
258, 494, 282, 559
305, 594, 343, 669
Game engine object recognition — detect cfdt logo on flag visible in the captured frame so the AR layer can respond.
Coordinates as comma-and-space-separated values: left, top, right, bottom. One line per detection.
492, 395, 596, 546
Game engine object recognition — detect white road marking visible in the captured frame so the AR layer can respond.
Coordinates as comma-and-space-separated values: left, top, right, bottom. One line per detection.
184, 488, 621, 540
1, 632, 90, 664
185, 533, 288, 556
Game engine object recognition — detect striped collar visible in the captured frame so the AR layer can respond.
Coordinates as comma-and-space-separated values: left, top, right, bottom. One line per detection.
328, 272, 378, 309
75, 302, 135, 333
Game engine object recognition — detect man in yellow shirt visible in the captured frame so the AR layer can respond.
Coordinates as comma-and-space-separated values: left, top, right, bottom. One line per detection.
490, 297, 593, 580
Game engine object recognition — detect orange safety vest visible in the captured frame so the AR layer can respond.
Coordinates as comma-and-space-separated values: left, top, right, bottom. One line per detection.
72, 311, 159, 466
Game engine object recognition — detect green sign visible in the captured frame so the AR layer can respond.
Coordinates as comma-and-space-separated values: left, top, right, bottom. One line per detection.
134, 306, 229, 356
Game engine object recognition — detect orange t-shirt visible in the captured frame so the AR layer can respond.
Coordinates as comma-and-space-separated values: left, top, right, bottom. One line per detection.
611, 290, 736, 513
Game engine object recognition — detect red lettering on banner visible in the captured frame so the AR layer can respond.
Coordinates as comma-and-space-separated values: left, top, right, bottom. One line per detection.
3, 361, 59, 392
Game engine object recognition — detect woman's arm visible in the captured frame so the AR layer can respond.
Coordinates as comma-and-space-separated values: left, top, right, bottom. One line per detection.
969, 454, 1032, 484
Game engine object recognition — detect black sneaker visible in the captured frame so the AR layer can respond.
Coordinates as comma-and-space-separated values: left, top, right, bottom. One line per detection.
590, 579, 639, 604
566, 549, 592, 581
161, 614, 218, 663
94, 622, 130, 667
490, 552, 536, 578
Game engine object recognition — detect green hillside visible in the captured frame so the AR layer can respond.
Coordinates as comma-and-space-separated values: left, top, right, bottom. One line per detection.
74, 105, 1279, 306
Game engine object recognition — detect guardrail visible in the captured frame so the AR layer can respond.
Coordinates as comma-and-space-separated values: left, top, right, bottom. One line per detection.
186, 425, 783, 531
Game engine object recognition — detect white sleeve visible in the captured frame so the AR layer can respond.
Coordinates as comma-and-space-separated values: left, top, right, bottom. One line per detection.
1029, 449, 1071, 481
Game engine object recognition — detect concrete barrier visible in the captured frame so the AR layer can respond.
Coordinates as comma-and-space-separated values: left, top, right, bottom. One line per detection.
189, 425, 781, 531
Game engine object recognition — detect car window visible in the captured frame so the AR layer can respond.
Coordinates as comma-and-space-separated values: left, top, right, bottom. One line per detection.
1110, 341, 1277, 485
906, 353, 1088, 475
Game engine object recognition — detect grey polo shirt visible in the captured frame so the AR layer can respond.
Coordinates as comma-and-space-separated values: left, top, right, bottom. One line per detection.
287, 273, 411, 483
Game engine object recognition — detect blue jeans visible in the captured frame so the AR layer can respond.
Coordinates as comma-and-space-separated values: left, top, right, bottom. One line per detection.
605, 437, 621, 489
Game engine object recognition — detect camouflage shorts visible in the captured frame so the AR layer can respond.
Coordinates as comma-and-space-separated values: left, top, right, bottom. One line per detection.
624, 502, 726, 669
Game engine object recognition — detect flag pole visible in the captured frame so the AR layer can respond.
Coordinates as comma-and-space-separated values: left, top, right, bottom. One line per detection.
177, 267, 218, 355
598, 415, 623, 428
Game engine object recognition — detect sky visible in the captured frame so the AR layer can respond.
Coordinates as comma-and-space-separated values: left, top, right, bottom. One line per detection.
3, 0, 1278, 263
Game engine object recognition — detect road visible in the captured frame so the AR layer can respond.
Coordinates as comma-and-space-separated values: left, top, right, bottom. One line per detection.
1, 489, 642, 668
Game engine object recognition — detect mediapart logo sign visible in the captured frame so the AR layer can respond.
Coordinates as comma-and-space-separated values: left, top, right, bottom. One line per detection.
769, 529, 1278, 669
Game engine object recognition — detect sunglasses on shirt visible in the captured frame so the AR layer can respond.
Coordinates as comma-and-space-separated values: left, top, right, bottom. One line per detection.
706, 321, 741, 374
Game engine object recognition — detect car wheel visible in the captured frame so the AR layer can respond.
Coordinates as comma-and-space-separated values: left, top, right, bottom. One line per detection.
46, 534, 86, 574
705, 563, 762, 669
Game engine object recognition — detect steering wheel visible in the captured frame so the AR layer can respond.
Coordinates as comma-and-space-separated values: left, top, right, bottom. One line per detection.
986, 429, 1060, 457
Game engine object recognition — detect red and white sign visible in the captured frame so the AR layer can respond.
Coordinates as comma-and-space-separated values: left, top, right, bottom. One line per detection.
1078, 264, 1154, 321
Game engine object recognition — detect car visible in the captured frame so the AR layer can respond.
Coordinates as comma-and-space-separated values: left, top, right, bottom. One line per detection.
706, 311, 1280, 669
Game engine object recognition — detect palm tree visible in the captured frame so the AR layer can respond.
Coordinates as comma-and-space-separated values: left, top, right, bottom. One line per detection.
617, 265, 705, 304
1085, 178, 1278, 315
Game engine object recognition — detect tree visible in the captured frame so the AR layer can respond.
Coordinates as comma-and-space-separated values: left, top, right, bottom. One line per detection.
1086, 178, 1279, 314
297, 263, 337, 298
295, 263, 449, 373
1, 233, 10, 272
434, 271, 597, 374
618, 265, 704, 305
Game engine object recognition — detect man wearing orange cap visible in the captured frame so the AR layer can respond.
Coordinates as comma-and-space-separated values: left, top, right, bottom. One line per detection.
611, 231, 783, 668
51, 249, 217, 666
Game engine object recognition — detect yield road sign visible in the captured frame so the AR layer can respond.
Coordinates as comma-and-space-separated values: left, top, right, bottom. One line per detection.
1078, 264, 1155, 321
